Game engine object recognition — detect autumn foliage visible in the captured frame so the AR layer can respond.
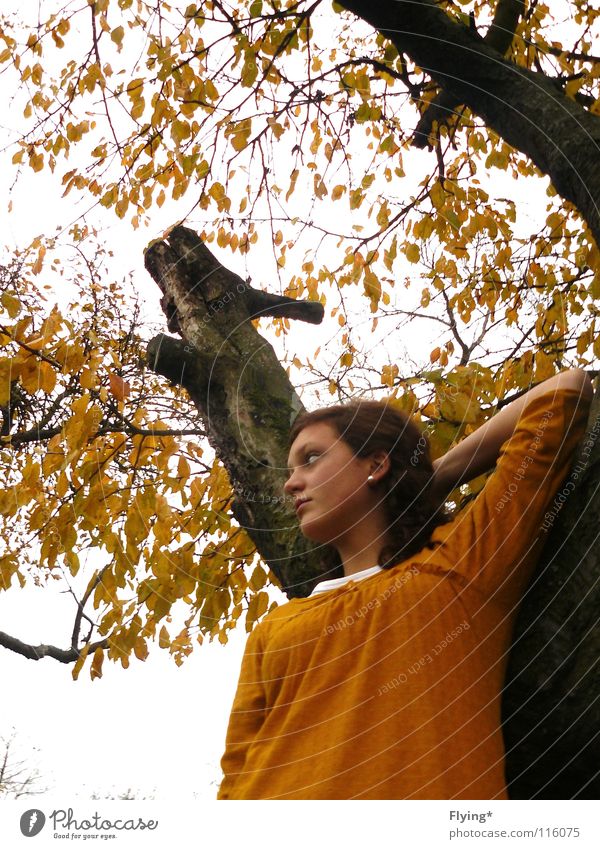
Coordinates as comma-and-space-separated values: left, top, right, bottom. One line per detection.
0, 233, 265, 677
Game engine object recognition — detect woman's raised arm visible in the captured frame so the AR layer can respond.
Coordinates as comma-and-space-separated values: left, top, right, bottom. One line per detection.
431, 368, 593, 500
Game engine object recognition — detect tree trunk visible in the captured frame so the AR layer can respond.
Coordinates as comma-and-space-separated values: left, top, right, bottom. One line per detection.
337, 0, 600, 250
144, 226, 337, 599
145, 227, 600, 799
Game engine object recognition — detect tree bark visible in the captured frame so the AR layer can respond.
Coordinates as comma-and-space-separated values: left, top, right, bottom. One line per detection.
338, 0, 600, 249
413, 0, 526, 147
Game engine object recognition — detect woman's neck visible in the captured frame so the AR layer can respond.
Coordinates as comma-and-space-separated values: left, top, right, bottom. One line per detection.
340, 542, 386, 577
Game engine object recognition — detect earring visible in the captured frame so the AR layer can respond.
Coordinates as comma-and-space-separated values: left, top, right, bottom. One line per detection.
367, 474, 375, 484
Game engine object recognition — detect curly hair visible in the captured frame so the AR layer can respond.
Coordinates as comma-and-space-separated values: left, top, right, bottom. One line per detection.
288, 398, 451, 573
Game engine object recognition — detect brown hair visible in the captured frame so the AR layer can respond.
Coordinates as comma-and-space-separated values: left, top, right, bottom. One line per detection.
288, 398, 450, 573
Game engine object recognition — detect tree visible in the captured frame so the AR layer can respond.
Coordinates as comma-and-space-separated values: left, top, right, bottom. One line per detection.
0, 233, 243, 670
1, 0, 600, 797
0, 730, 45, 798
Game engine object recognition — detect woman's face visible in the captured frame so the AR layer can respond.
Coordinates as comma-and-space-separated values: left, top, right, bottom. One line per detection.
283, 421, 387, 545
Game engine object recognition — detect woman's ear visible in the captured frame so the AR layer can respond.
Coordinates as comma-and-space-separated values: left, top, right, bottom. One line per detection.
369, 450, 391, 479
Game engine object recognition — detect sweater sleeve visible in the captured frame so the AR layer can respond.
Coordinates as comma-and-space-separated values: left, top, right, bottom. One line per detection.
431, 387, 591, 597
217, 623, 267, 799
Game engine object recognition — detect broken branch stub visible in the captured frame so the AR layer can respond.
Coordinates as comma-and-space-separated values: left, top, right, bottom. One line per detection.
144, 226, 335, 598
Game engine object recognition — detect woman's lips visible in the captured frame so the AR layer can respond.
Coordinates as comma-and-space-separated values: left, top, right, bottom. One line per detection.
295, 499, 311, 514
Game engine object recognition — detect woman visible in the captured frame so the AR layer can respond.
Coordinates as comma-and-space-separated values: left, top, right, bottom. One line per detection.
217, 368, 592, 799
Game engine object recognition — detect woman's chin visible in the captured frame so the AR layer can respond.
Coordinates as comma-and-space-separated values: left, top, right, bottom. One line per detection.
298, 517, 340, 546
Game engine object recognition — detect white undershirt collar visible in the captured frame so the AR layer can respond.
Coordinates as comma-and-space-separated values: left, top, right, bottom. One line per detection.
309, 564, 383, 596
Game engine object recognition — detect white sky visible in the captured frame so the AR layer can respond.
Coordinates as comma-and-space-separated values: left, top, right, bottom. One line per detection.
0, 580, 292, 799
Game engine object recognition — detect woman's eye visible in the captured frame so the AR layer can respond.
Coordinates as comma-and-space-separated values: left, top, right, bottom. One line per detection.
305, 452, 319, 465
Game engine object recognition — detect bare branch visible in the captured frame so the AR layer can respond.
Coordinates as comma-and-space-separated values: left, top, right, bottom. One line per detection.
0, 630, 108, 663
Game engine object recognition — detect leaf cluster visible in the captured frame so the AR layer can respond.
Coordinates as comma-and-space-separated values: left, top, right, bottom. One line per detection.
0, 232, 274, 677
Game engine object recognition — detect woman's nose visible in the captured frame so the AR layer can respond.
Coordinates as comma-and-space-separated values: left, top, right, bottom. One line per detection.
283, 470, 300, 495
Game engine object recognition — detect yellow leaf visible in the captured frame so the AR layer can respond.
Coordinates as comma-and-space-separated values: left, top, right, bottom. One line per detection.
377, 203, 390, 228
31, 245, 46, 276
39, 361, 57, 394
439, 390, 479, 424
133, 637, 149, 661
109, 372, 130, 401
171, 120, 191, 143
72, 644, 91, 681
1, 292, 21, 318
131, 96, 145, 121
246, 590, 269, 630
100, 186, 118, 208
405, 243, 420, 263
229, 118, 252, 152
241, 53, 258, 88
565, 76, 585, 98
429, 181, 445, 209
349, 188, 364, 210
485, 149, 509, 170
127, 78, 144, 98
159, 625, 170, 649
29, 151, 44, 172
116, 198, 130, 219
363, 270, 381, 309
286, 169, 299, 202
314, 174, 328, 199
111, 25, 124, 46
248, 565, 267, 592
0, 555, 19, 591
267, 116, 285, 139
90, 647, 104, 680
79, 367, 97, 390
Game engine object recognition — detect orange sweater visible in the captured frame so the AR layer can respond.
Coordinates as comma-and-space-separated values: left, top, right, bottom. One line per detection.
217, 389, 589, 799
